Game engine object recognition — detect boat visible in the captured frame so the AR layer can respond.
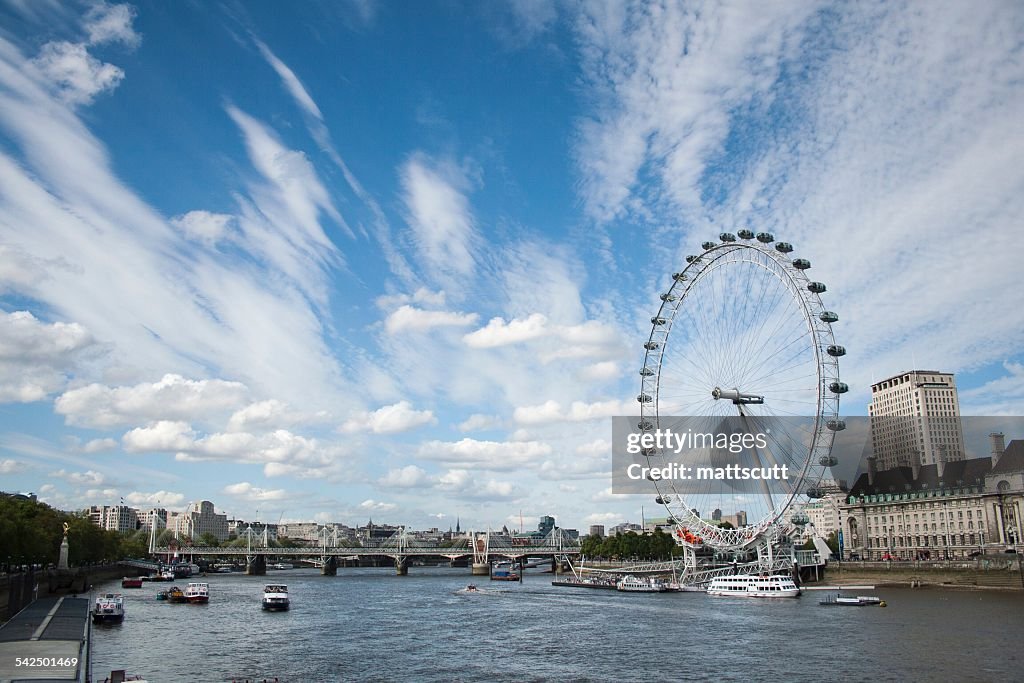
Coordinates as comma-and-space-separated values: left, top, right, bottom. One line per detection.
183, 582, 209, 604
262, 584, 290, 611
92, 593, 125, 623
490, 562, 520, 581
166, 586, 186, 603
616, 575, 665, 592
121, 577, 143, 589
706, 574, 801, 598
465, 584, 478, 592
820, 594, 885, 606
270, 562, 294, 570
552, 576, 619, 590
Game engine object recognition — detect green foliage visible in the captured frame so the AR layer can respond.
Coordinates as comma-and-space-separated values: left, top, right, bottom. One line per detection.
0, 495, 150, 567
198, 532, 220, 547
581, 529, 679, 561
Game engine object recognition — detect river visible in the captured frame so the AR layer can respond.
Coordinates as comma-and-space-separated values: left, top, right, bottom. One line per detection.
90, 568, 1024, 682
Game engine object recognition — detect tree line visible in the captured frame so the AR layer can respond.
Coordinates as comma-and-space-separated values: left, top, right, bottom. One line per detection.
579, 529, 681, 561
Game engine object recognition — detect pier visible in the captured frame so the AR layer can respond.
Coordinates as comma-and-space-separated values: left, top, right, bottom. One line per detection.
0, 596, 90, 682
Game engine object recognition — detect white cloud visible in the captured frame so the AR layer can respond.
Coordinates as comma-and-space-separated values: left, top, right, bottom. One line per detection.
223, 481, 288, 501
376, 288, 447, 309
458, 414, 503, 432
579, 361, 619, 381
84, 2, 140, 47
125, 490, 185, 507
359, 499, 397, 513
575, 439, 611, 456
82, 437, 118, 453
122, 420, 196, 452
171, 211, 234, 245
55, 374, 249, 428
225, 399, 318, 432
341, 401, 436, 434
400, 153, 479, 286
0, 458, 26, 474
32, 41, 124, 106
435, 469, 516, 500
0, 311, 99, 402
377, 465, 430, 488
513, 398, 628, 425
384, 305, 478, 334
49, 468, 105, 486
418, 438, 551, 471
463, 313, 548, 348
584, 512, 624, 525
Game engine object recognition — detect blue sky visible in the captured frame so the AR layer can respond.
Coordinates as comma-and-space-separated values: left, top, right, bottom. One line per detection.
0, 0, 1021, 532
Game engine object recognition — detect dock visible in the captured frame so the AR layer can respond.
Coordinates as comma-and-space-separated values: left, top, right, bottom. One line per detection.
0, 596, 90, 682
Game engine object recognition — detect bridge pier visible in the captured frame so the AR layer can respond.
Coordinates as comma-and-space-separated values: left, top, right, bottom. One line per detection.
246, 555, 266, 576
471, 563, 489, 576
321, 556, 337, 576
395, 557, 409, 576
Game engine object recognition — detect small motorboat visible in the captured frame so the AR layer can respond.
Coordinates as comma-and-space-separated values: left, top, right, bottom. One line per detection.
166, 586, 186, 603
92, 593, 125, 623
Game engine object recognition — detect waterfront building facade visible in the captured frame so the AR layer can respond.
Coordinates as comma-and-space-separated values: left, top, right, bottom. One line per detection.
588, 524, 605, 538
840, 439, 1024, 560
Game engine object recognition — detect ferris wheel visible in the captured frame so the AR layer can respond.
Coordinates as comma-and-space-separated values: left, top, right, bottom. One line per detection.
636, 231, 846, 551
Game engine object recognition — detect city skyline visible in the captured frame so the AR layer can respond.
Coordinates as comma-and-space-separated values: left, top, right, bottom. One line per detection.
0, 1, 1022, 531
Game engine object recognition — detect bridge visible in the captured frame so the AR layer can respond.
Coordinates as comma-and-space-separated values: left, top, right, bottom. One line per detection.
143, 527, 581, 576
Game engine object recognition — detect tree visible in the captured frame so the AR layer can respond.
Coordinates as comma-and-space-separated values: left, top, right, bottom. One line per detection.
198, 532, 220, 547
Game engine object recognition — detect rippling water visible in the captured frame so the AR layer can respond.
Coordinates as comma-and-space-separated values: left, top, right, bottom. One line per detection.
90, 568, 1024, 682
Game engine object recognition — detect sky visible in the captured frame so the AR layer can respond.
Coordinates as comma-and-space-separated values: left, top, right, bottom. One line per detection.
0, 0, 1021, 533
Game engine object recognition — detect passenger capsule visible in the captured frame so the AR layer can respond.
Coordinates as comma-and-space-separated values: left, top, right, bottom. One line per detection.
738, 229, 755, 240
775, 242, 794, 253
756, 232, 774, 243
792, 258, 811, 270
644, 341, 660, 351
640, 367, 655, 377
827, 345, 846, 357
720, 232, 737, 242
791, 512, 809, 526
820, 311, 839, 323
637, 394, 653, 403
819, 455, 839, 468
637, 420, 654, 431
660, 292, 677, 302
672, 272, 689, 282
807, 282, 827, 294
827, 419, 847, 431
655, 496, 666, 505
829, 381, 849, 394
685, 255, 702, 264
641, 447, 658, 457
701, 241, 716, 250
651, 316, 667, 326
806, 487, 825, 499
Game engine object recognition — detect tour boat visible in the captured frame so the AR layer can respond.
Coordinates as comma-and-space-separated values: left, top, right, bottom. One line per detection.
490, 562, 520, 581
262, 584, 290, 611
92, 593, 125, 623
616, 575, 665, 592
121, 576, 143, 589
706, 574, 801, 598
184, 582, 210, 604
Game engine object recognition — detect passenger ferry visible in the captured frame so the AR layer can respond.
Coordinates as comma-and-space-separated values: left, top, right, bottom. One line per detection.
184, 582, 210, 604
616, 575, 665, 592
706, 574, 801, 598
262, 584, 290, 611
92, 593, 125, 623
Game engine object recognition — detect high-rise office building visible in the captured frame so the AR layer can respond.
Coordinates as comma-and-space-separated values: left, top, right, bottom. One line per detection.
868, 370, 964, 470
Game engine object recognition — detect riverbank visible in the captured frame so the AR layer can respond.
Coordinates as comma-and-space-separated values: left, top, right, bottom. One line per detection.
0, 564, 138, 622
817, 563, 1024, 590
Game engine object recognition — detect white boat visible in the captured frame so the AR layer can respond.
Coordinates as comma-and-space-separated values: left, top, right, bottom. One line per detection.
262, 584, 289, 611
184, 582, 210, 604
92, 593, 125, 623
820, 594, 884, 606
706, 574, 801, 598
270, 562, 293, 570
616, 575, 665, 592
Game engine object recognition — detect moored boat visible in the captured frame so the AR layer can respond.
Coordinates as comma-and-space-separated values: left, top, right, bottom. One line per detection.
262, 584, 289, 611
121, 577, 143, 589
184, 582, 209, 604
820, 594, 885, 606
706, 574, 801, 598
490, 562, 520, 581
616, 575, 665, 592
92, 593, 125, 623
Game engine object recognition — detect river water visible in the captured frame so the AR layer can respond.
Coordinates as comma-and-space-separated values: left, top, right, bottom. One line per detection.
90, 567, 1024, 682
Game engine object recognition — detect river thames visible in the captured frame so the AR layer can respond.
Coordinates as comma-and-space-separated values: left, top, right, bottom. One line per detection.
90, 568, 1024, 682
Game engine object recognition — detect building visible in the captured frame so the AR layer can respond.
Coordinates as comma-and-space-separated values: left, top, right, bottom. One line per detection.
588, 524, 605, 538
168, 501, 228, 541
868, 370, 965, 470
802, 493, 845, 538
840, 436, 1024, 560
608, 522, 644, 536
139, 508, 167, 532
537, 515, 555, 537
84, 504, 140, 533
719, 511, 747, 529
